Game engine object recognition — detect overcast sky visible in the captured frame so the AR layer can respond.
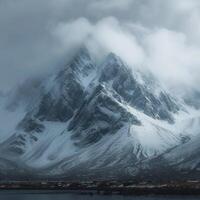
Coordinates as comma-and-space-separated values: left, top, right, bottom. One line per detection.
0, 0, 200, 94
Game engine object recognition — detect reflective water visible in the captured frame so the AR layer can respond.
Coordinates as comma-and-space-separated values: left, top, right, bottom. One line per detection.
0, 190, 199, 200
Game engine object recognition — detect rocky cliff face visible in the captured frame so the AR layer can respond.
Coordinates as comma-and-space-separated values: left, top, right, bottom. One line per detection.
0, 47, 199, 181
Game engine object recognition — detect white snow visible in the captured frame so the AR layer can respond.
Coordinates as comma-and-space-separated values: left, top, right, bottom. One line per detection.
22, 122, 77, 168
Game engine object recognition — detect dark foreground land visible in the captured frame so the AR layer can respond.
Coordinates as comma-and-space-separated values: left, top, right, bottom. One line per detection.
1, 181, 200, 195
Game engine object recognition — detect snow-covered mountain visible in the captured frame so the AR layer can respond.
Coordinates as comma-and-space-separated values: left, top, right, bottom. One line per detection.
0, 47, 199, 181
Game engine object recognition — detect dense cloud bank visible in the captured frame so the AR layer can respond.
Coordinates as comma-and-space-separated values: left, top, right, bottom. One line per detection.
0, 0, 200, 95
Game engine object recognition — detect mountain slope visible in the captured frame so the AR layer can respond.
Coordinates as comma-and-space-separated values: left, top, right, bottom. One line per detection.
0, 47, 199, 181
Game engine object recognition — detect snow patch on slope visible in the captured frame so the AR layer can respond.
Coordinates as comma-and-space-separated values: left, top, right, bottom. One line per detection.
22, 122, 76, 168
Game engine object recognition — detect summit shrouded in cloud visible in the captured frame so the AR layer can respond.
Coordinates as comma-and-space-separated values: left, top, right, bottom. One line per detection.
0, 0, 200, 95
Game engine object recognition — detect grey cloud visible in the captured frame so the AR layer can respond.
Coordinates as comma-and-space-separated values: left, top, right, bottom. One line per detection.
0, 0, 200, 94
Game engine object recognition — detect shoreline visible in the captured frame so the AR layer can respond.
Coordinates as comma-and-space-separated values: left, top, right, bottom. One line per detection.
1, 181, 200, 195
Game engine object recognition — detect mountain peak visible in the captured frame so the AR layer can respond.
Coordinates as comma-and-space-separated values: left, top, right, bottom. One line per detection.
76, 46, 91, 59
99, 52, 130, 84
105, 52, 126, 67
64, 46, 96, 79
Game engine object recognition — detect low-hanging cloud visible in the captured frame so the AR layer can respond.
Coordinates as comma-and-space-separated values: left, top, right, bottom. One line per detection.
53, 17, 145, 65
0, 0, 200, 96
53, 16, 200, 94
144, 29, 200, 92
